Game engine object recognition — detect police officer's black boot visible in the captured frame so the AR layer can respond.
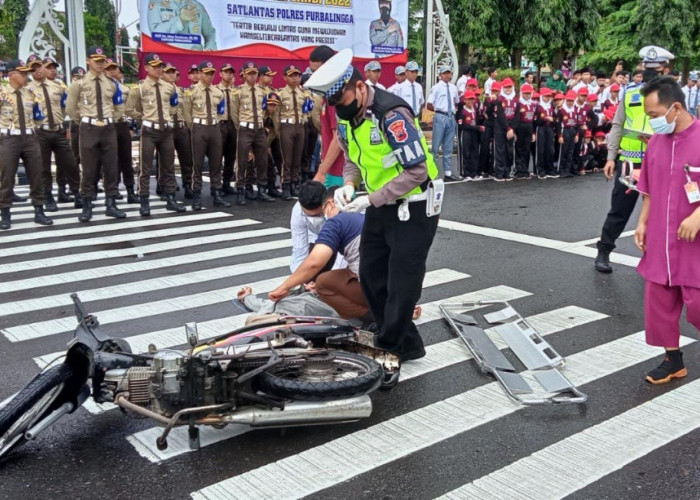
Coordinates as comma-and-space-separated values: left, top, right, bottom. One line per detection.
139, 195, 151, 217
166, 193, 186, 212
33, 205, 53, 226
0, 208, 11, 230
73, 192, 83, 209
281, 183, 292, 201
184, 183, 194, 200
267, 181, 282, 198
213, 189, 232, 208
11, 191, 27, 203
192, 190, 203, 211
594, 250, 613, 273
244, 185, 256, 201
126, 186, 140, 204
78, 196, 93, 222
44, 190, 58, 212
57, 184, 74, 203
221, 182, 235, 195
235, 188, 247, 206
105, 196, 127, 219
256, 184, 276, 203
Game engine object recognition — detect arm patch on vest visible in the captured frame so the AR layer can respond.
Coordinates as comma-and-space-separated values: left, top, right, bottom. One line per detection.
383, 110, 426, 168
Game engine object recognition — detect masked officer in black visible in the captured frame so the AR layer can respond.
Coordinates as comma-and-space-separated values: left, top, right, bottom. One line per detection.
304, 49, 442, 362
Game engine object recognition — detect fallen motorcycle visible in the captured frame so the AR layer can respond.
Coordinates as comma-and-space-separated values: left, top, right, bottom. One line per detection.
0, 294, 399, 460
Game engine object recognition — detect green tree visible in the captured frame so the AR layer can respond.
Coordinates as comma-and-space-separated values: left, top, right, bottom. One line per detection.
0, 0, 29, 59
84, 13, 112, 54
84, 0, 117, 54
407, 0, 425, 63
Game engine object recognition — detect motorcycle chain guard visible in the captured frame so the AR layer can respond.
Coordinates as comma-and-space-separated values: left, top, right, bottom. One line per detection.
440, 300, 588, 405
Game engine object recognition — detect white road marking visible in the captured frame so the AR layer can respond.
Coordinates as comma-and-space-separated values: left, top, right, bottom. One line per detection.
190, 332, 695, 500
4, 208, 180, 231
9, 202, 168, 221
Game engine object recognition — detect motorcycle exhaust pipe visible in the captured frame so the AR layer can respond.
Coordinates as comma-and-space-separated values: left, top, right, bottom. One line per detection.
222, 395, 373, 427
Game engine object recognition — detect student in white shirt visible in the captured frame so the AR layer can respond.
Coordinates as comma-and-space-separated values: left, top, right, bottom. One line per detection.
427, 65, 459, 181
404, 60, 425, 116
364, 60, 386, 90
387, 66, 407, 94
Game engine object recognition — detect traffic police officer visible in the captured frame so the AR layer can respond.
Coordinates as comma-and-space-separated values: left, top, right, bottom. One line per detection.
105, 58, 139, 204
594, 45, 673, 273
0, 59, 54, 229
217, 62, 237, 195
65, 46, 127, 222
278, 64, 309, 200
28, 56, 82, 211
304, 49, 441, 362
162, 62, 194, 199
147, 0, 217, 51
369, 0, 404, 48
183, 60, 230, 210
125, 53, 185, 216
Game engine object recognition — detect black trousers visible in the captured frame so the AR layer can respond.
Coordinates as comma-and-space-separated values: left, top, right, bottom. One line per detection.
493, 128, 514, 179
301, 122, 319, 176
114, 121, 134, 188
270, 136, 283, 185
173, 124, 193, 186
479, 126, 494, 176
219, 120, 237, 185
559, 128, 577, 175
597, 161, 640, 253
514, 122, 533, 176
69, 120, 80, 169
573, 127, 584, 168
236, 126, 267, 187
360, 200, 439, 355
79, 123, 119, 198
459, 129, 480, 178
536, 126, 555, 176
140, 127, 176, 195
36, 128, 80, 193
280, 123, 305, 184
192, 123, 222, 192
0, 135, 44, 208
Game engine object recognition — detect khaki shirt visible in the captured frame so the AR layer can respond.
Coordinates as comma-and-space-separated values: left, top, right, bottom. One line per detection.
172, 86, 187, 123
183, 81, 223, 126
0, 84, 39, 130
125, 77, 177, 123
278, 85, 306, 124
28, 79, 66, 127
232, 83, 265, 128
217, 82, 237, 121
310, 93, 323, 133
65, 71, 118, 121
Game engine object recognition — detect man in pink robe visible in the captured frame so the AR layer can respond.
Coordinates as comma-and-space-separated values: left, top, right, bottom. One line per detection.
635, 76, 700, 384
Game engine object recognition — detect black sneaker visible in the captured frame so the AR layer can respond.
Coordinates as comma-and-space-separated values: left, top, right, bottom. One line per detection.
594, 251, 613, 273
444, 174, 461, 182
399, 344, 426, 362
646, 352, 687, 384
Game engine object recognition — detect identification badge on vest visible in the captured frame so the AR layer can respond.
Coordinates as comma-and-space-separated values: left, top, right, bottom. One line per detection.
684, 164, 700, 203
426, 179, 444, 217
370, 127, 382, 145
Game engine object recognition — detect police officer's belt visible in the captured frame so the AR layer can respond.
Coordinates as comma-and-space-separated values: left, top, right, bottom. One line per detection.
81, 117, 113, 126
142, 120, 174, 130
0, 128, 34, 136
386, 191, 428, 205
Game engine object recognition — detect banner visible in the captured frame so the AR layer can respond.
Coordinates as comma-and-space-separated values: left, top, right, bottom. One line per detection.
141, 0, 409, 62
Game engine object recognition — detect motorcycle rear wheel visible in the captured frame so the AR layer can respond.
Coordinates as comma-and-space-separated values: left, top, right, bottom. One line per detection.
256, 351, 383, 401
0, 364, 74, 460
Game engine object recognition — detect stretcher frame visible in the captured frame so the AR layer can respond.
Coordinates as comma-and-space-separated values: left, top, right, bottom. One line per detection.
440, 300, 588, 406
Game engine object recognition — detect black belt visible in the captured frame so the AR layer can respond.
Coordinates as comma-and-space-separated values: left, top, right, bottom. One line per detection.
435, 110, 452, 116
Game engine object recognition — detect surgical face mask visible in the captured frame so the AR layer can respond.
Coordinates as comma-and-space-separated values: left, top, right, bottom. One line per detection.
306, 215, 324, 232
336, 97, 361, 121
649, 105, 678, 135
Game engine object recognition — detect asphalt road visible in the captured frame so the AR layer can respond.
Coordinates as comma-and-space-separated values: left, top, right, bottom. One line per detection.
1, 172, 699, 500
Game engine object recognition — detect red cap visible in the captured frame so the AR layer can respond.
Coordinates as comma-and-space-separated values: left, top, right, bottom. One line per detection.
554, 92, 565, 100
491, 81, 502, 92
610, 84, 620, 92
520, 83, 534, 94
533, 92, 540, 99
594, 131, 606, 138
502, 78, 514, 87
463, 90, 477, 100
584, 130, 592, 138
604, 106, 617, 121
540, 87, 553, 97
565, 90, 577, 100
586, 94, 598, 102
466, 78, 478, 87
577, 87, 589, 96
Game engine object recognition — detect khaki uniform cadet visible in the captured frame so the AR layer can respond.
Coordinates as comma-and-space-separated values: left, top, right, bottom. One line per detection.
262, 91, 281, 196
301, 78, 322, 183
0, 59, 53, 230
162, 62, 194, 199
231, 61, 274, 205
217, 63, 237, 195
147, 0, 217, 51
105, 58, 139, 204
125, 53, 186, 216
277, 65, 309, 200
183, 60, 230, 210
258, 65, 283, 198
27, 55, 82, 212
65, 45, 127, 222
68, 66, 86, 177
369, 0, 404, 48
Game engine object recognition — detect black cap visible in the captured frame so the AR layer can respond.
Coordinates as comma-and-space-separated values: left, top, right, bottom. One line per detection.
220, 62, 234, 72
71, 66, 86, 76
42, 57, 59, 68
259, 65, 276, 76
6, 59, 30, 72
242, 62, 258, 74
144, 53, 164, 67
26, 54, 42, 68
284, 65, 302, 76
198, 60, 216, 73
87, 46, 107, 60
266, 92, 281, 105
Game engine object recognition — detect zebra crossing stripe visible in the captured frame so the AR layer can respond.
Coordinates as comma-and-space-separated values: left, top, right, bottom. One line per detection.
0, 226, 289, 275
6, 208, 180, 231
0, 256, 292, 317
189, 332, 696, 500
0, 210, 222, 245
0, 239, 292, 294
0, 219, 260, 259
438, 377, 700, 499
127, 305, 605, 463
9, 202, 168, 221
32, 269, 474, 368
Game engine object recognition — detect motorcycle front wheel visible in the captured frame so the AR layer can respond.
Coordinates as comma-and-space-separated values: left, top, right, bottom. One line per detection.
0, 364, 74, 460
255, 351, 383, 401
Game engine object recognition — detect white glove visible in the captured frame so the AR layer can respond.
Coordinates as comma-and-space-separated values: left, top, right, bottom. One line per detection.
334, 184, 356, 209
342, 195, 371, 213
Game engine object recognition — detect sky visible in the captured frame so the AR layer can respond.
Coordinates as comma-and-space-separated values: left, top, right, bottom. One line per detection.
43, 0, 141, 45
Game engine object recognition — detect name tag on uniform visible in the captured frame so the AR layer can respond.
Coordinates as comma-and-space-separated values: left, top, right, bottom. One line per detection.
685, 164, 700, 203
370, 128, 382, 145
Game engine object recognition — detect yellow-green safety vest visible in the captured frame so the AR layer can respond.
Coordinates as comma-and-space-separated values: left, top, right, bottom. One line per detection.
619, 86, 654, 164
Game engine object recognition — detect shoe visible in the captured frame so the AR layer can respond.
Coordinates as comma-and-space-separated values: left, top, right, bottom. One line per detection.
267, 184, 282, 198
244, 186, 257, 200
126, 186, 140, 204
213, 189, 232, 208
537, 175, 547, 179
235, 188, 247, 206
44, 190, 58, 212
256, 185, 276, 203
399, 344, 426, 362
33, 205, 53, 226
139, 195, 151, 216
473, 175, 484, 181
73, 193, 84, 209
105, 196, 127, 218
192, 190, 202, 211
290, 182, 300, 197
78, 196, 93, 222
645, 352, 687, 384
444, 174, 461, 182
464, 176, 474, 182
560, 173, 574, 178
282, 183, 292, 201
571, 170, 582, 176
482, 174, 493, 180
57, 185, 74, 203
546, 174, 560, 179
0, 208, 10, 230
115, 192, 124, 200
11, 192, 27, 203
165, 193, 187, 212
184, 184, 194, 200
221, 183, 236, 195
594, 250, 613, 273
505, 177, 513, 182
493, 178, 506, 183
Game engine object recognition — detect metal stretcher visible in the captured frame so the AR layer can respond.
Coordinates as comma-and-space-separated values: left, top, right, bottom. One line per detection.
440, 300, 588, 405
